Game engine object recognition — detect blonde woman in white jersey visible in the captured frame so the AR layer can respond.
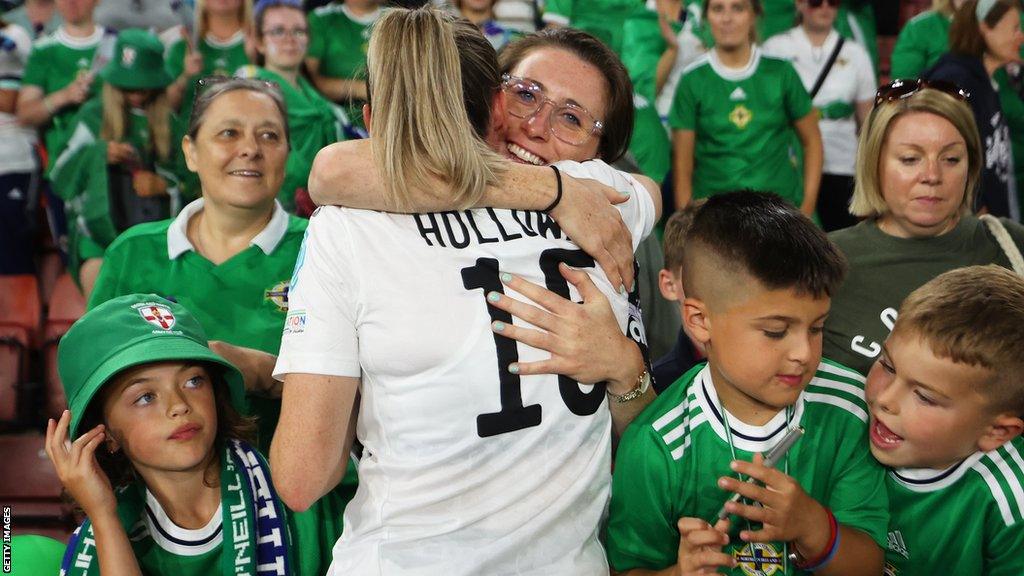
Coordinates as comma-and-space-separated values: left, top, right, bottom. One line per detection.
271, 6, 660, 575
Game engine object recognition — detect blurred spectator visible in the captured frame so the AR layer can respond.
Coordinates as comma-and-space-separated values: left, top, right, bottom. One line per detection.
238, 0, 347, 213
94, 0, 193, 34
670, 0, 822, 215
836, 0, 879, 75
764, 0, 875, 231
49, 29, 177, 294
924, 0, 1022, 220
2, 0, 61, 38
0, 17, 37, 275
306, 0, 380, 134
891, 0, 966, 78
541, 0, 646, 54
493, 0, 539, 32
455, 0, 519, 50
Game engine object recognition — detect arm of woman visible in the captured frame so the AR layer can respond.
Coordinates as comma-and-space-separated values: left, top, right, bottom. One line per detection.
270, 373, 359, 512
305, 58, 368, 102
794, 111, 823, 217
16, 79, 90, 127
672, 128, 695, 209
309, 140, 654, 293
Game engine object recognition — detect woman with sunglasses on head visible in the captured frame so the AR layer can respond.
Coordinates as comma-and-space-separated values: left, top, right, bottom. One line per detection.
823, 80, 1024, 377
670, 0, 823, 215
923, 0, 1024, 220
273, 7, 661, 573
763, 0, 875, 231
236, 0, 347, 214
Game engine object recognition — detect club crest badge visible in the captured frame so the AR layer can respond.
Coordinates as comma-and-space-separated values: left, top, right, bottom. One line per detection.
138, 304, 176, 330
734, 542, 785, 576
121, 46, 136, 67
729, 104, 753, 130
265, 280, 290, 312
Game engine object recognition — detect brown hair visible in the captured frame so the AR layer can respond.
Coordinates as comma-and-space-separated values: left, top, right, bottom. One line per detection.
78, 363, 257, 490
950, 0, 1023, 57
186, 76, 291, 147
893, 265, 1024, 416
662, 200, 705, 275
499, 28, 634, 162
850, 88, 981, 218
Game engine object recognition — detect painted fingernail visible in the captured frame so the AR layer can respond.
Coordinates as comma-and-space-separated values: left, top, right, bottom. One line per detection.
508, 363, 520, 374
718, 478, 728, 488
619, 187, 630, 197
492, 321, 505, 332
487, 291, 501, 303
500, 272, 513, 283
619, 284, 627, 295
730, 461, 740, 470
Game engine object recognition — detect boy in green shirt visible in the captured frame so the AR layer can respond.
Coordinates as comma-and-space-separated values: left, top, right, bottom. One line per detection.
864, 266, 1024, 576
607, 191, 888, 575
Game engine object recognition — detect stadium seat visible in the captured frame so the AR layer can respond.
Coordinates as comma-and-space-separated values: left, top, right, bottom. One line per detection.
0, 275, 41, 422
42, 274, 86, 419
0, 433, 75, 538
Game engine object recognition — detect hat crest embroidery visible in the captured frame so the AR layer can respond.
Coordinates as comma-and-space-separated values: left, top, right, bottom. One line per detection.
121, 46, 136, 68
139, 304, 176, 330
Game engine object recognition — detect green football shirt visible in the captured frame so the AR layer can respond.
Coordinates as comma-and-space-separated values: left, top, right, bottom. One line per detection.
607, 361, 889, 575
542, 0, 645, 54
306, 2, 378, 129
884, 439, 1024, 576
21, 26, 105, 166
889, 10, 950, 79
669, 48, 813, 204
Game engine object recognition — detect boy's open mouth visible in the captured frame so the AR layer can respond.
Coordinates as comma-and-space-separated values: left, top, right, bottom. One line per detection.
870, 417, 904, 449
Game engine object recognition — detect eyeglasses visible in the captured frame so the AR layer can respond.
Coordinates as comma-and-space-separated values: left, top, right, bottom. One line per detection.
262, 27, 308, 39
874, 78, 970, 106
807, 0, 841, 8
501, 73, 603, 146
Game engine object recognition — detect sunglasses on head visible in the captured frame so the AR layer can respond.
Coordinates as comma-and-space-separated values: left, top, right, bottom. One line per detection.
807, 0, 841, 7
874, 79, 970, 106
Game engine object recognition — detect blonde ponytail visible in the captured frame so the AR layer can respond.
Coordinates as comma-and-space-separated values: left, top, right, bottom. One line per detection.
367, 6, 505, 211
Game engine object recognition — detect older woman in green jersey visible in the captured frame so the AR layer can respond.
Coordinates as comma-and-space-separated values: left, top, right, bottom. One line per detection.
237, 0, 346, 214
670, 0, 823, 215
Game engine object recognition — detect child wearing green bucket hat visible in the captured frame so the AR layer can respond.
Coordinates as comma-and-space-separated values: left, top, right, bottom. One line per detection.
49, 29, 180, 294
46, 293, 334, 576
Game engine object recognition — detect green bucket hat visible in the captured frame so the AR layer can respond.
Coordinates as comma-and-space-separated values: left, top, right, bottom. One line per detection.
100, 29, 173, 90
58, 294, 247, 438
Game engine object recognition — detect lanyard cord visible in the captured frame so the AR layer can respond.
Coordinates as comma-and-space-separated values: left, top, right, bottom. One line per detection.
721, 406, 793, 576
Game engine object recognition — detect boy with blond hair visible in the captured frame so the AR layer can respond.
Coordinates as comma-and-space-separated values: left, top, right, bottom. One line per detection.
607, 191, 888, 576
865, 265, 1024, 576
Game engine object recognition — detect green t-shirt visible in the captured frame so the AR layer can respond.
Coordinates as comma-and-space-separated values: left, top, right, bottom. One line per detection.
759, 0, 796, 41
306, 2, 377, 128
884, 439, 1024, 576
21, 26, 105, 167
669, 48, 813, 204
237, 66, 347, 211
543, 0, 645, 54
620, 10, 672, 183
890, 10, 950, 79
824, 216, 1024, 376
607, 361, 889, 574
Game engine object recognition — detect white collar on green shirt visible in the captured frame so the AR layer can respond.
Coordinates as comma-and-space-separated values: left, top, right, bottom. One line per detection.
340, 3, 381, 26
167, 198, 290, 259
54, 25, 105, 49
708, 45, 762, 82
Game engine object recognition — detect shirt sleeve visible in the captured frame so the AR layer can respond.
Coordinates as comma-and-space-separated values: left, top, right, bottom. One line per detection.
20, 41, 46, 90
889, 20, 928, 80
782, 60, 814, 121
306, 10, 326, 62
606, 424, 681, 572
985, 510, 1024, 576
272, 206, 362, 380
668, 68, 699, 131
826, 422, 890, 550
552, 159, 656, 251
164, 39, 185, 80
87, 235, 130, 309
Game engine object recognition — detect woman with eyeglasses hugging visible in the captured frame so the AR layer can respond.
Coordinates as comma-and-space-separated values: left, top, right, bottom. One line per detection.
763, 0, 876, 232
237, 0, 346, 214
823, 80, 1024, 377
669, 0, 824, 216
922, 0, 1024, 220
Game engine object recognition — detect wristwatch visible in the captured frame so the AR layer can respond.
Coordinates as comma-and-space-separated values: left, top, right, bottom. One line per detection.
607, 370, 651, 403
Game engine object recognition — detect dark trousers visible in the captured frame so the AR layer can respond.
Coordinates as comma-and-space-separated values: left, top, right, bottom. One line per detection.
0, 171, 39, 275
817, 173, 858, 232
